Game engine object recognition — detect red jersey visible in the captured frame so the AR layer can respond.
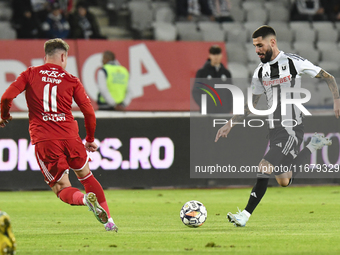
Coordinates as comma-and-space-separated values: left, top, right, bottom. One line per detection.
1, 63, 96, 144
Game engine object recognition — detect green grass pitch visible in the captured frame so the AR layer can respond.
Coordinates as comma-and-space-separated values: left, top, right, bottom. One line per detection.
1, 186, 340, 254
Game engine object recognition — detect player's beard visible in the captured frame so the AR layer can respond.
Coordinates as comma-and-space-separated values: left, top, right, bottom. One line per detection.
259, 47, 273, 63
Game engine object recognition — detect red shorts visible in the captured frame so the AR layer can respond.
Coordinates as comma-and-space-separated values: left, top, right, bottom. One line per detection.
34, 138, 89, 187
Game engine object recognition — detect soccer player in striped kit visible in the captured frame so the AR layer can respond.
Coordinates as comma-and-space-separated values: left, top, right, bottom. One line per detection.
215, 26, 340, 227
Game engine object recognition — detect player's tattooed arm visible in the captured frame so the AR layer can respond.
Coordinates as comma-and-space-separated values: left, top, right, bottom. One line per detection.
231, 94, 262, 122
315, 69, 340, 99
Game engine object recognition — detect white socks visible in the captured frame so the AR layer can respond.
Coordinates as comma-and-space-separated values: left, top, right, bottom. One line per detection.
242, 210, 251, 218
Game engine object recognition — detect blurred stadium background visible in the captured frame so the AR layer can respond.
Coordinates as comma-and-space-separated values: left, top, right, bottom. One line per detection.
1, 0, 340, 190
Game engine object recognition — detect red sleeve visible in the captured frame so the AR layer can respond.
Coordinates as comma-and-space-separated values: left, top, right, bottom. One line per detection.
73, 80, 96, 142
1, 71, 28, 119
79, 102, 96, 143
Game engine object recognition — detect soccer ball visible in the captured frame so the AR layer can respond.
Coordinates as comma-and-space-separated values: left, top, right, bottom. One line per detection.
180, 200, 207, 227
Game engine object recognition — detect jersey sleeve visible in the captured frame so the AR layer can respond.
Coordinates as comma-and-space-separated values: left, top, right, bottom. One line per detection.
0, 69, 29, 119
79, 102, 96, 143
73, 79, 96, 142
251, 66, 265, 95
73, 79, 92, 106
294, 58, 322, 78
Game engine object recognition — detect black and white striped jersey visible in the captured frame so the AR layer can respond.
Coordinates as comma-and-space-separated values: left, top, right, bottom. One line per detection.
251, 51, 321, 133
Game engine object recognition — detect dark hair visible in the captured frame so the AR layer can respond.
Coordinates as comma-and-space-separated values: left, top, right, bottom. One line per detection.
103, 50, 115, 61
44, 38, 69, 56
252, 25, 276, 39
209, 45, 222, 55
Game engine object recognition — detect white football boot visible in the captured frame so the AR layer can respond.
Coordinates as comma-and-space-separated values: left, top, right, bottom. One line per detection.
227, 208, 249, 227
84, 192, 109, 224
308, 133, 332, 151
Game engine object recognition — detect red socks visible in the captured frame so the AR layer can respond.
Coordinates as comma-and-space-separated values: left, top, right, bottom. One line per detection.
78, 172, 111, 218
57, 187, 84, 205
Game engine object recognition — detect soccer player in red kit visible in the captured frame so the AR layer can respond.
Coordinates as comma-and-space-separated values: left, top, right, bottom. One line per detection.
0, 38, 117, 232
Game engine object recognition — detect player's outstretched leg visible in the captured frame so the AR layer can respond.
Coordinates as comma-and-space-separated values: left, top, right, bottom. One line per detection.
228, 171, 271, 227
77, 164, 118, 232
83, 192, 118, 231
286, 133, 332, 186
84, 192, 109, 224
307, 133, 332, 151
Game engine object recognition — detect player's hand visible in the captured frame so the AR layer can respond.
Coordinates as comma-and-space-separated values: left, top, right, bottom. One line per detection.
215, 122, 232, 142
0, 115, 12, 128
85, 141, 98, 152
115, 103, 125, 111
334, 98, 340, 118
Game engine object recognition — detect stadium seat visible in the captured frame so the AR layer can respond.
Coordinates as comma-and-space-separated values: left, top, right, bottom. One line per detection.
293, 27, 316, 43
246, 8, 268, 23
315, 83, 334, 106
244, 22, 264, 38
230, 0, 242, 8
154, 7, 175, 23
176, 21, 197, 36
0, 2, 12, 21
275, 26, 294, 43
312, 21, 334, 31
289, 21, 312, 31
0, 21, 16, 39
313, 22, 338, 43
318, 61, 340, 74
317, 41, 338, 51
277, 41, 294, 53
226, 43, 248, 64
242, 1, 264, 11
198, 21, 221, 31
227, 62, 250, 92
268, 21, 289, 30
335, 22, 340, 33
202, 28, 225, 42
153, 22, 177, 41
293, 42, 320, 64
179, 30, 203, 41
267, 6, 290, 22
128, 1, 153, 30
222, 22, 245, 42
245, 43, 259, 63
230, 6, 246, 22
248, 62, 260, 75
264, 0, 290, 9
228, 62, 249, 78
226, 28, 248, 43
221, 22, 243, 35
318, 43, 340, 63
302, 77, 322, 106
151, 1, 171, 10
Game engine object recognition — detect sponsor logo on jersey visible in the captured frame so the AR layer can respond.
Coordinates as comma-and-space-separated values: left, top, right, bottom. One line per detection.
262, 74, 292, 87
41, 113, 66, 122
39, 70, 66, 78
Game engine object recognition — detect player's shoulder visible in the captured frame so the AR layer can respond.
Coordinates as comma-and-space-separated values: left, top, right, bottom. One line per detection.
283, 52, 307, 62
63, 69, 79, 80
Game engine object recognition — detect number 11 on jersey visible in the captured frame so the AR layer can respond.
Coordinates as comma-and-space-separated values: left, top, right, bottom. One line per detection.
43, 84, 57, 112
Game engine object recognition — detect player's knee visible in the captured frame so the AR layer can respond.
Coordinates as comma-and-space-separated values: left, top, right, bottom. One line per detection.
278, 178, 290, 187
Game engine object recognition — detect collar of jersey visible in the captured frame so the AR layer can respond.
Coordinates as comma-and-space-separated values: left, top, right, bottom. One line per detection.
267, 51, 284, 65
45, 63, 63, 70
